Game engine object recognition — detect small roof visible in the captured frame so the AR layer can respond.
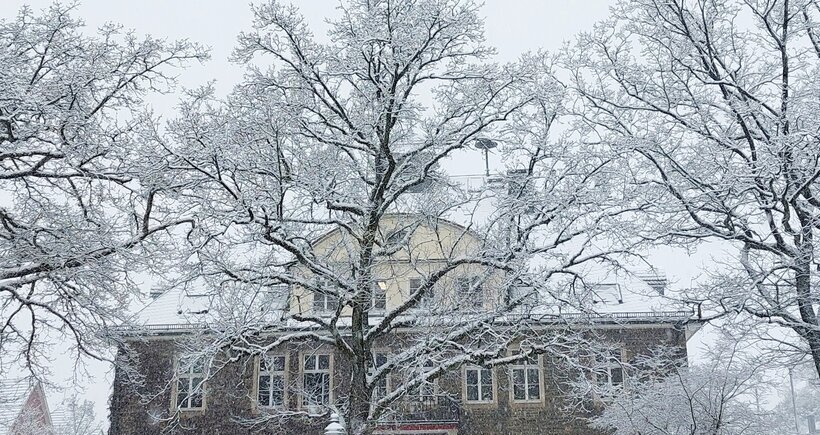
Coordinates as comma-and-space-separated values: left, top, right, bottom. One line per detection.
0, 379, 31, 434
0, 379, 50, 435
128, 283, 288, 332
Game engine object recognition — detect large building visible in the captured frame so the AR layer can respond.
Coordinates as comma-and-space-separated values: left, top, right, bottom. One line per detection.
109, 215, 699, 435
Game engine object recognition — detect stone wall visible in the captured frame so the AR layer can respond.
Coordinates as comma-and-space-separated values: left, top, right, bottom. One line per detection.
108, 324, 688, 435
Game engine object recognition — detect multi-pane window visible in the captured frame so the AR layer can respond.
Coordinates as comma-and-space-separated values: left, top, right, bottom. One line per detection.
313, 290, 339, 313
176, 356, 206, 410
465, 366, 494, 403
303, 354, 331, 407
409, 277, 433, 304
511, 354, 541, 402
407, 361, 437, 404
372, 280, 387, 311
373, 352, 389, 399
258, 355, 286, 407
595, 349, 624, 387
456, 276, 483, 310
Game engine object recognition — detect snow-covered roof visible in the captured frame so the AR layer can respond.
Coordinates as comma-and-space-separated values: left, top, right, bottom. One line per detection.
127, 283, 289, 333
0, 379, 30, 434
0, 379, 50, 435
132, 286, 212, 328
121, 267, 692, 336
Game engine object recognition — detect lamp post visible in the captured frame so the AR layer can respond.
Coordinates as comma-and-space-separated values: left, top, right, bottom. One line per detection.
325, 412, 346, 435
790, 367, 799, 434
474, 138, 498, 177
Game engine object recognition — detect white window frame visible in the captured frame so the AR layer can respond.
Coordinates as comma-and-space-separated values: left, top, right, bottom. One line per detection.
595, 349, 625, 388
302, 353, 332, 409
409, 277, 433, 305
372, 352, 390, 400
464, 365, 495, 404
456, 276, 483, 310
372, 280, 388, 312
407, 361, 438, 405
174, 355, 206, 411
257, 354, 287, 408
509, 354, 543, 403
313, 290, 339, 313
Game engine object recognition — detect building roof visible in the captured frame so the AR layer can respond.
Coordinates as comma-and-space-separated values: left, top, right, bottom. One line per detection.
118, 197, 696, 335
119, 265, 693, 336
0, 379, 51, 435
0, 379, 31, 434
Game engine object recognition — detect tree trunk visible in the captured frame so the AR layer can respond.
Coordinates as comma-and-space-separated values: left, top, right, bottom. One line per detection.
347, 225, 378, 435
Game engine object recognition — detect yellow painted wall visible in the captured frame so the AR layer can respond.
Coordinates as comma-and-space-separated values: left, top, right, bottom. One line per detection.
289, 215, 506, 316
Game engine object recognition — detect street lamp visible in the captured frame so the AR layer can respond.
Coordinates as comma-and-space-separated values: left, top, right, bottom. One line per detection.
474, 138, 498, 177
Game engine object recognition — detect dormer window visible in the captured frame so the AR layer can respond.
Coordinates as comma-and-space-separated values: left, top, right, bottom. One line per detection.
409, 277, 434, 305
311, 277, 340, 314
395, 151, 438, 193
591, 283, 623, 304
637, 271, 668, 295
508, 285, 538, 310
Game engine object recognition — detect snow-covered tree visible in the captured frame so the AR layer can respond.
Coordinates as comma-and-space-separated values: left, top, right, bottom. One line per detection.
564, 0, 820, 379
52, 394, 102, 435
766, 362, 820, 434
590, 340, 773, 435
146, 0, 653, 433
0, 3, 206, 376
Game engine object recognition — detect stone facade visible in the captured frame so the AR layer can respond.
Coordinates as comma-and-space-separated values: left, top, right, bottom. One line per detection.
109, 323, 689, 435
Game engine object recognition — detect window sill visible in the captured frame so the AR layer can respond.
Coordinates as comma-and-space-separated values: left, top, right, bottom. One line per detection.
509, 399, 544, 407
464, 400, 497, 408
177, 407, 207, 415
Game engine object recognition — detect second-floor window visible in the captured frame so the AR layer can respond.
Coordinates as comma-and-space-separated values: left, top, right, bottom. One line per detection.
511, 354, 541, 402
409, 277, 433, 304
465, 365, 494, 403
456, 277, 483, 310
313, 290, 339, 313
176, 355, 206, 410
258, 355, 287, 407
303, 354, 331, 407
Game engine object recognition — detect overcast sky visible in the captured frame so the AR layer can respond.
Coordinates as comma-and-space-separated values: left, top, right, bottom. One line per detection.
6, 0, 614, 103
2, 0, 730, 428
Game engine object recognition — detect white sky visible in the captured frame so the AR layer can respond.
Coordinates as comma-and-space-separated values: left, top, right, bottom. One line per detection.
3, 0, 774, 429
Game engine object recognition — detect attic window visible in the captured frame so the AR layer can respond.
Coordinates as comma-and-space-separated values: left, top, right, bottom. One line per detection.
509, 285, 538, 310
637, 272, 668, 295
384, 227, 410, 247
